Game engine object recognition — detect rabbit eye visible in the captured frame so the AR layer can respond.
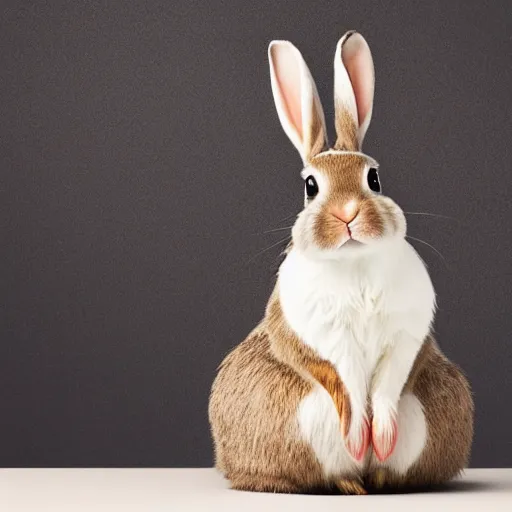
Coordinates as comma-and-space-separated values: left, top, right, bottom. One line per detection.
367, 168, 381, 193
305, 176, 319, 198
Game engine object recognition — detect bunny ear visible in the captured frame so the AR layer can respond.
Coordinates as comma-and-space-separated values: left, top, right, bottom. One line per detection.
269, 41, 328, 164
333, 31, 375, 151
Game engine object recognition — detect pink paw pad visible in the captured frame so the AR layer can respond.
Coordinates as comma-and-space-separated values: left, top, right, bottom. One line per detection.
372, 416, 398, 462
345, 417, 371, 461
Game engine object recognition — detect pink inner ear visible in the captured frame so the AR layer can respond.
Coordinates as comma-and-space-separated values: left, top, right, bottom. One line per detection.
270, 45, 303, 140
342, 35, 374, 126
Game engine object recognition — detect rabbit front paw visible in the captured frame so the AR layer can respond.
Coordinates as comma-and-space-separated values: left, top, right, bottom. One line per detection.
344, 415, 371, 461
371, 399, 398, 462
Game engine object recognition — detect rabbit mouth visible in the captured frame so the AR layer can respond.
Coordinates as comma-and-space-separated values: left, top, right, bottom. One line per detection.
339, 238, 364, 249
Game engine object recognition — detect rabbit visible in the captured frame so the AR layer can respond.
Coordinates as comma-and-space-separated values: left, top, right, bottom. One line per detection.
209, 31, 473, 494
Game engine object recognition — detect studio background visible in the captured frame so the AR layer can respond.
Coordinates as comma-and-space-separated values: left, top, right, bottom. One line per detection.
1, 0, 511, 467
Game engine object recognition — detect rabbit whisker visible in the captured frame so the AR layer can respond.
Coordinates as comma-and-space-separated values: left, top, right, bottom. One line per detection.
404, 211, 462, 223
406, 235, 450, 271
260, 225, 294, 234
245, 235, 291, 265
275, 212, 298, 223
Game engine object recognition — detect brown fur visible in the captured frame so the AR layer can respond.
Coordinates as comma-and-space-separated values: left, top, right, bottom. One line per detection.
209, 327, 326, 493
209, 283, 474, 493
333, 107, 359, 151
310, 153, 366, 193
308, 153, 388, 248
209, 287, 356, 493
306, 95, 328, 159
336, 477, 367, 495
266, 288, 352, 435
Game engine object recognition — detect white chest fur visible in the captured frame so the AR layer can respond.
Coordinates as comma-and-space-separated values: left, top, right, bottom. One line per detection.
280, 241, 435, 477
278, 241, 435, 386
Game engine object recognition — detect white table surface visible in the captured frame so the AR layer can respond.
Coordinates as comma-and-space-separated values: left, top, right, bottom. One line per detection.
2, 468, 511, 512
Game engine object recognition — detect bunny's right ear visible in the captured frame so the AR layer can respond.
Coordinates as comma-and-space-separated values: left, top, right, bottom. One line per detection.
333, 31, 375, 151
269, 41, 328, 164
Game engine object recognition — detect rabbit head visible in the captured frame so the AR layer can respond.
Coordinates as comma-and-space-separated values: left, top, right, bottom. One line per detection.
269, 32, 406, 260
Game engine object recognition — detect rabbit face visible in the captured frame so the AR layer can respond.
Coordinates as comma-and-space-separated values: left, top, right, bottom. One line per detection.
292, 151, 406, 259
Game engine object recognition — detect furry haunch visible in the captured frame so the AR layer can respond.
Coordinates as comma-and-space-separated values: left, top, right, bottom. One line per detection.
209, 31, 473, 494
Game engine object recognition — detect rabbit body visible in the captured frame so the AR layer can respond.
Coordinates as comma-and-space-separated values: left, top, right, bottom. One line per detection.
210, 325, 472, 493
210, 241, 473, 493
209, 32, 473, 493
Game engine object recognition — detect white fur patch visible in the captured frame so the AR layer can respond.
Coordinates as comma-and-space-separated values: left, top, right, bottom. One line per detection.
281, 242, 434, 408
281, 241, 434, 475
297, 385, 361, 477
377, 392, 427, 474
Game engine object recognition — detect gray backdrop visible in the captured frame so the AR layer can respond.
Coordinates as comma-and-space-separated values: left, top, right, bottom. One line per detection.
1, 0, 511, 467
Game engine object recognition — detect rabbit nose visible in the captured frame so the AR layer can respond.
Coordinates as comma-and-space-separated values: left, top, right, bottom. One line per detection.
331, 200, 359, 223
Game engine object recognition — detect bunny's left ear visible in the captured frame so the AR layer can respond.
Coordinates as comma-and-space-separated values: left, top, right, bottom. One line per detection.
333, 31, 375, 151
269, 40, 328, 164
